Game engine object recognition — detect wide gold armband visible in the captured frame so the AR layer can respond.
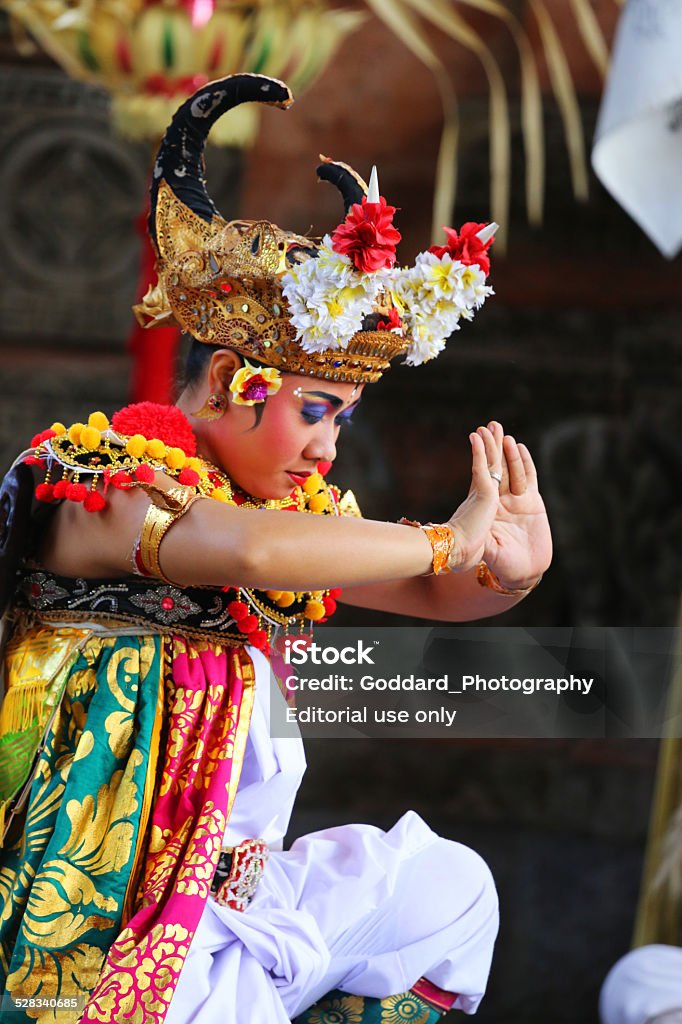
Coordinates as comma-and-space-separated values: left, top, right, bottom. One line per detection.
136, 485, 202, 584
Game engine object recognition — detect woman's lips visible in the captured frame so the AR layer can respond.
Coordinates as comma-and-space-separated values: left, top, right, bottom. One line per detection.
287, 471, 312, 486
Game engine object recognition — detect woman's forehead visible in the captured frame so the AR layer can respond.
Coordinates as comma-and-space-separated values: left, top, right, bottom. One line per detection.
286, 377, 364, 403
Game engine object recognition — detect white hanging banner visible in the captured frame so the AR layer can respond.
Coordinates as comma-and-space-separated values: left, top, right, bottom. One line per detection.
592, 0, 682, 259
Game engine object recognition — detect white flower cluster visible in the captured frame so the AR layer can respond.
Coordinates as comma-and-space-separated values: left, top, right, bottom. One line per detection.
280, 241, 493, 364
281, 237, 383, 353
391, 251, 494, 366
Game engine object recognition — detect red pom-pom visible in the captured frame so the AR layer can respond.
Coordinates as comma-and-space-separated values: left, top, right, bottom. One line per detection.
323, 597, 337, 615
53, 479, 69, 499
110, 470, 133, 489
317, 460, 333, 476
249, 630, 270, 651
329, 588, 343, 599
111, 402, 197, 456
35, 482, 55, 502
134, 464, 155, 483
240, 614, 259, 633
227, 600, 249, 621
84, 491, 106, 513
23, 456, 43, 466
30, 428, 56, 448
66, 482, 87, 502
178, 468, 200, 487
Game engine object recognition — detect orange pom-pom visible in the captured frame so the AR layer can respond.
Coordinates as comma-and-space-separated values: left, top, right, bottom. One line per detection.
178, 468, 200, 487
35, 482, 55, 502
84, 491, 106, 513
134, 464, 155, 483
305, 600, 326, 621
66, 482, 87, 502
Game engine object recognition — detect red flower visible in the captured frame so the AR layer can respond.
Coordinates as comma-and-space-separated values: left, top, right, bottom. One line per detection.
331, 197, 401, 273
429, 223, 494, 276
376, 307, 403, 332
240, 375, 270, 403
111, 402, 197, 456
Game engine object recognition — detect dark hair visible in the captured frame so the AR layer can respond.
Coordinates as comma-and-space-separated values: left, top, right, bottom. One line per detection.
184, 337, 214, 388
182, 339, 269, 427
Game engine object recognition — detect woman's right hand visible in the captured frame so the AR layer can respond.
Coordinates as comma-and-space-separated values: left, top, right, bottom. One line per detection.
446, 425, 503, 572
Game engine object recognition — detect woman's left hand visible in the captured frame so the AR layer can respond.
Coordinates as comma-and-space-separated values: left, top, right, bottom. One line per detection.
479, 422, 553, 589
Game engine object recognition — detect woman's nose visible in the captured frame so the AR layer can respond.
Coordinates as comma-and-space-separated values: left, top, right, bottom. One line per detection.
304, 423, 337, 463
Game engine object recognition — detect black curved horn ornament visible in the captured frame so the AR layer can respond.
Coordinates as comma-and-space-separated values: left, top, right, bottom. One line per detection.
149, 74, 293, 248
316, 157, 368, 215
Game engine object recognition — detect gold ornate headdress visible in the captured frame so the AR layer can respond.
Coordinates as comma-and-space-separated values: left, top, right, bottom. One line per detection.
135, 73, 496, 384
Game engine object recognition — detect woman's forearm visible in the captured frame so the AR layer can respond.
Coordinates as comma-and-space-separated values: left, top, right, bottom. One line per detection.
162, 499, 435, 589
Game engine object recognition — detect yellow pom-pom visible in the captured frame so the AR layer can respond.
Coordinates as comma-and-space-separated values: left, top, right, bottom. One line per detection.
165, 447, 186, 471
266, 590, 283, 601
186, 457, 202, 472
308, 493, 330, 514
305, 600, 326, 621
210, 488, 229, 502
88, 411, 109, 431
146, 438, 166, 460
276, 592, 296, 608
80, 426, 102, 451
302, 472, 323, 495
68, 423, 84, 445
50, 422, 66, 436
126, 434, 147, 459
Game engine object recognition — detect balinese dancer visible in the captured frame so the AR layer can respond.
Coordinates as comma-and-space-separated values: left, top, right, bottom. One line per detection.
0, 75, 552, 1023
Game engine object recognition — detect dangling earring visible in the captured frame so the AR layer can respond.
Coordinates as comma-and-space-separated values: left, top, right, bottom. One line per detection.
191, 392, 228, 421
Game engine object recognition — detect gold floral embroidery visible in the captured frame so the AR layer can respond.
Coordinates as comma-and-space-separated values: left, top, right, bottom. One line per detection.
305, 994, 365, 1024
82, 922, 191, 1023
176, 801, 225, 897
380, 993, 432, 1023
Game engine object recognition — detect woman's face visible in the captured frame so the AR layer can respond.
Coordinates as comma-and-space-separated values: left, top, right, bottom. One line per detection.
198, 368, 364, 499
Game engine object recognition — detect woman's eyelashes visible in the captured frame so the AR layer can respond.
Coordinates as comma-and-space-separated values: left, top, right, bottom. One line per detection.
300, 404, 357, 427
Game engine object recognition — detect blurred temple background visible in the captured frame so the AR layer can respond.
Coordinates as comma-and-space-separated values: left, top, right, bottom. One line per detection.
1, 2, 681, 1021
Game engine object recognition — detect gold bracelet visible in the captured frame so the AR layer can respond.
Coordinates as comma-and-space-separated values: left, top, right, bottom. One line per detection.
475, 561, 542, 596
138, 487, 201, 584
399, 518, 455, 575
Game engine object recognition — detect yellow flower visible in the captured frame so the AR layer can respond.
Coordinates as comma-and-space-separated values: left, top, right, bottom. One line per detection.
229, 360, 282, 406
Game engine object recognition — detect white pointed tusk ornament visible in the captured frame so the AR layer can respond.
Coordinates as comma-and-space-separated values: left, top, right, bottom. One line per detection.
367, 165, 380, 204
475, 222, 499, 244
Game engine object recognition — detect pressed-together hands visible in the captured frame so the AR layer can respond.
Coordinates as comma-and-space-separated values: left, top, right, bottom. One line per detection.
447, 421, 552, 588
